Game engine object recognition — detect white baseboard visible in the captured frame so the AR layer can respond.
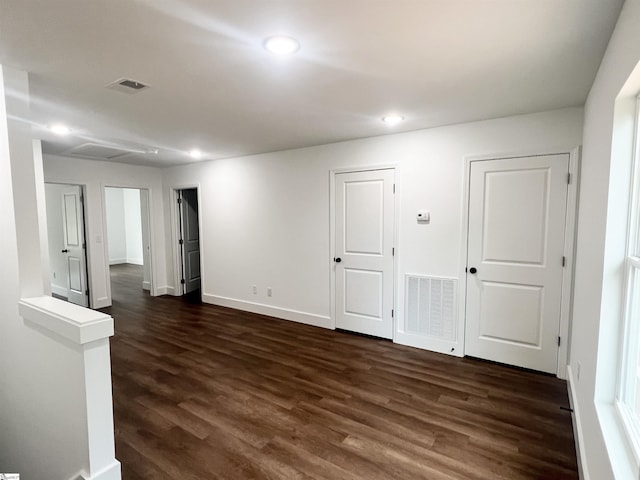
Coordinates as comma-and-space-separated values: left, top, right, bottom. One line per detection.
202, 294, 332, 330
567, 365, 588, 480
72, 460, 121, 480
126, 258, 143, 265
154, 286, 177, 296
108, 259, 126, 265
93, 297, 111, 309
51, 283, 67, 298
142, 281, 151, 291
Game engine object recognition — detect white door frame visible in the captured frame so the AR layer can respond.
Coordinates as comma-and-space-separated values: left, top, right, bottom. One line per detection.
459, 147, 580, 379
329, 165, 399, 335
169, 185, 203, 296
46, 182, 93, 308
101, 184, 158, 301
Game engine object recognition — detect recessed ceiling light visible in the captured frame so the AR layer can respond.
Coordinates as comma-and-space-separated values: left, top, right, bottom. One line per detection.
189, 149, 202, 159
382, 115, 404, 126
263, 35, 300, 55
50, 124, 71, 135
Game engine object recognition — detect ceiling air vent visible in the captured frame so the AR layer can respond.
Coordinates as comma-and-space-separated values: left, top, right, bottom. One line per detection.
106, 78, 150, 94
64, 143, 133, 160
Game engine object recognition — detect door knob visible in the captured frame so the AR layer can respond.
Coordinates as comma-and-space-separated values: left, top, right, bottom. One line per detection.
334, 257, 342, 263
469, 267, 477, 274
61, 249, 69, 253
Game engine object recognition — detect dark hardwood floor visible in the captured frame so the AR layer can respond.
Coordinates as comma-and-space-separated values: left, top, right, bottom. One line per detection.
104, 263, 578, 480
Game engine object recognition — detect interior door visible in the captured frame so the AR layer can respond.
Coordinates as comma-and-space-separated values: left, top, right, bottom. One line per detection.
464, 154, 569, 373
62, 186, 89, 307
179, 188, 201, 294
335, 169, 395, 339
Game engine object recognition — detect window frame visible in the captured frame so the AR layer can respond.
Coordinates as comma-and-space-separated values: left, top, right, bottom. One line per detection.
616, 95, 640, 466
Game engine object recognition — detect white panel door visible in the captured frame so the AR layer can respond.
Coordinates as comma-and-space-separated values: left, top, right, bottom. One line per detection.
465, 154, 569, 373
62, 187, 89, 307
335, 169, 395, 339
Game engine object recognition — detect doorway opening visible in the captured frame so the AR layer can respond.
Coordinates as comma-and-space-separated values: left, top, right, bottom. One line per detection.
175, 188, 201, 303
45, 183, 90, 307
104, 187, 153, 304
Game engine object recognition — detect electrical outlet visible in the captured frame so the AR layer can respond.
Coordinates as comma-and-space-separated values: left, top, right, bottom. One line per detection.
252, 285, 257, 295
267, 287, 272, 297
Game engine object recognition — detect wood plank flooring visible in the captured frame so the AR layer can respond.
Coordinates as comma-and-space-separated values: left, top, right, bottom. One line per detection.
104, 263, 578, 480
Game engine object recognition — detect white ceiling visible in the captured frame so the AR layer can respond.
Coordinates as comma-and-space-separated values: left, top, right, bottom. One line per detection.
0, 0, 624, 166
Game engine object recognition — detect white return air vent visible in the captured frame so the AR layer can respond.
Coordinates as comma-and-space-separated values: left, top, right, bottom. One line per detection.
106, 78, 150, 94
405, 275, 457, 341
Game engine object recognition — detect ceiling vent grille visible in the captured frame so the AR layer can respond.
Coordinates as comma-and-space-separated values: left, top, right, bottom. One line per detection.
64, 143, 133, 160
106, 78, 150, 94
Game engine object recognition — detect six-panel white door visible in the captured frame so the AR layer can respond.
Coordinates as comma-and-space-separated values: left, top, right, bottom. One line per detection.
335, 169, 395, 339
62, 186, 89, 307
464, 154, 569, 373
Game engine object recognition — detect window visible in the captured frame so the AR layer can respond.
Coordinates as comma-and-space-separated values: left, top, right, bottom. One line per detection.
617, 96, 640, 460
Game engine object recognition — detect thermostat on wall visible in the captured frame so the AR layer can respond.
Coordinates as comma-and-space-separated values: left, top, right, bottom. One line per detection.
417, 210, 430, 223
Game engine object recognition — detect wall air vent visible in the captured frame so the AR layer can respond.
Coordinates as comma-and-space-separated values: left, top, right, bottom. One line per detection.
405, 275, 457, 341
106, 78, 150, 94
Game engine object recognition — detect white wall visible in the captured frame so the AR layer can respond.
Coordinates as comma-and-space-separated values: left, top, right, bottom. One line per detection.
0, 65, 119, 480
105, 187, 127, 264
568, 1, 640, 479
162, 106, 583, 353
44, 156, 167, 308
124, 189, 144, 265
105, 188, 144, 266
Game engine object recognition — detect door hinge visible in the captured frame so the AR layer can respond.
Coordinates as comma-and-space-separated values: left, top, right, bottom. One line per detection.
80, 196, 84, 204
562, 256, 566, 267
558, 336, 561, 346
393, 184, 396, 194
181, 278, 186, 285
567, 173, 571, 185
85, 289, 89, 296
177, 197, 182, 204
179, 239, 184, 245
82, 242, 86, 249
392, 247, 395, 256
392, 309, 394, 318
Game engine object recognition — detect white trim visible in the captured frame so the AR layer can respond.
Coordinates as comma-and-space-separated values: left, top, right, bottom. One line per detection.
72, 460, 121, 480
51, 283, 68, 298
202, 294, 332, 329
459, 148, 580, 378
93, 296, 110, 309
558, 146, 581, 379
142, 280, 151, 291
19, 295, 113, 345
329, 164, 399, 337
394, 331, 459, 356
153, 286, 175, 296
566, 365, 588, 480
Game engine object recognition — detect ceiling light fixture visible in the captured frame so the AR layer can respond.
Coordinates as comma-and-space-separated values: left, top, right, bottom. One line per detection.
50, 124, 71, 135
263, 35, 300, 55
189, 149, 202, 159
382, 114, 404, 126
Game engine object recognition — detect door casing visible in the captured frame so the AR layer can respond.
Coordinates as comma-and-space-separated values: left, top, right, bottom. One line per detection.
329, 165, 399, 336
459, 147, 580, 379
